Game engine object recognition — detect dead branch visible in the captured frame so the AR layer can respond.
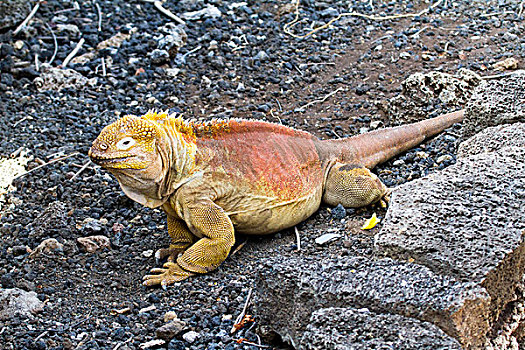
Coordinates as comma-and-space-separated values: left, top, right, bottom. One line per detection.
296, 86, 344, 112
284, 0, 445, 39
269, 109, 282, 124
10, 147, 25, 158
273, 98, 283, 112
13, 152, 79, 181
234, 340, 271, 349
44, 23, 58, 65
295, 226, 301, 251
153, 1, 186, 25
94, 1, 102, 32
14, 1, 42, 36
231, 288, 253, 334
62, 38, 85, 67
54, 2, 80, 14
481, 70, 524, 80
35, 53, 40, 71
69, 160, 92, 181
480, 11, 515, 18
101, 57, 107, 76
230, 240, 247, 257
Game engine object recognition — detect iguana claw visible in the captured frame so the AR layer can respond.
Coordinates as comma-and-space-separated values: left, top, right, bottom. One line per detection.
143, 262, 195, 287
379, 188, 392, 208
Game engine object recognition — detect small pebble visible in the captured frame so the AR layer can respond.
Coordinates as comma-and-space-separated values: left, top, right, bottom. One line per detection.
331, 204, 346, 220
182, 330, 200, 343
315, 233, 342, 245
436, 154, 453, 164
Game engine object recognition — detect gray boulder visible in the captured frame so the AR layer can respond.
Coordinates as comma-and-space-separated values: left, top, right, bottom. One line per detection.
301, 307, 461, 350
379, 69, 482, 125
0, 288, 44, 320
458, 122, 525, 158
462, 70, 525, 139
375, 146, 525, 338
255, 255, 490, 349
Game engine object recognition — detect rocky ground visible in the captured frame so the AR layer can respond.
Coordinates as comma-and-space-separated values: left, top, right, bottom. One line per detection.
0, 0, 524, 349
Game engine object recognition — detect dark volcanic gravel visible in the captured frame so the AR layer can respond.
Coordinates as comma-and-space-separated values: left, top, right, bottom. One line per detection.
0, 0, 524, 349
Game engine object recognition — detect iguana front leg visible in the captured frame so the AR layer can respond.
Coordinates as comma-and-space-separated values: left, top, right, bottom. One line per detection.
143, 198, 235, 287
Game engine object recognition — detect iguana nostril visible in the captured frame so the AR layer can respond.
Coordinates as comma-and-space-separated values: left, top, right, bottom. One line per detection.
100, 143, 108, 150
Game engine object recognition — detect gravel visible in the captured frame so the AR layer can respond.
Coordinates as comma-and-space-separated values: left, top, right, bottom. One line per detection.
1, 0, 524, 349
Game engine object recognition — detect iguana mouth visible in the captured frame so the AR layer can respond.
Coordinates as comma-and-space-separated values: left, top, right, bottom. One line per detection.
92, 155, 133, 166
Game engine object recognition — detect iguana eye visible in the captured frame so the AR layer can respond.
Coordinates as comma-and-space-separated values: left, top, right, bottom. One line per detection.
117, 137, 136, 150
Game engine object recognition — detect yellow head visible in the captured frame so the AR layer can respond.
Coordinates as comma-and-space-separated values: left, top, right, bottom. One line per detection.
89, 114, 165, 176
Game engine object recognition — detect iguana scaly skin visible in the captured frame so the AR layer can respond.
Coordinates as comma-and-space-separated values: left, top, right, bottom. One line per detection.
89, 109, 464, 286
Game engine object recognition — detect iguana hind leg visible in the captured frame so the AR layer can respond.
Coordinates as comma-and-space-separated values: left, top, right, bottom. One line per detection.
322, 163, 389, 208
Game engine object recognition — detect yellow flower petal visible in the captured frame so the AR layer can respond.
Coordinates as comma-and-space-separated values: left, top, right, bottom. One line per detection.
361, 213, 380, 230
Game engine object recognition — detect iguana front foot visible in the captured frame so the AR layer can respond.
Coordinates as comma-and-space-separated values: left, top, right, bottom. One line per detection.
143, 262, 195, 287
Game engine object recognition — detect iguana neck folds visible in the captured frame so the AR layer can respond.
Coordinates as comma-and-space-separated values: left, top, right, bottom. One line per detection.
159, 118, 199, 197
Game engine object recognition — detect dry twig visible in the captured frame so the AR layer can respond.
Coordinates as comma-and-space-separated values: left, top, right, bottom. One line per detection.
481, 70, 524, 80
54, 2, 80, 14
230, 240, 247, 256
410, 26, 429, 37
13, 152, 79, 181
231, 288, 253, 334
14, 1, 42, 36
273, 98, 283, 112
101, 57, 107, 76
295, 226, 301, 251
62, 38, 85, 67
520, 1, 525, 17
153, 1, 186, 25
284, 0, 445, 39
11, 147, 25, 158
112, 336, 133, 350
35, 53, 40, 72
14, 116, 33, 127
94, 1, 102, 32
44, 22, 58, 65
234, 339, 271, 348
183, 45, 202, 58
269, 109, 282, 124
70, 160, 92, 181
34, 331, 48, 343
296, 86, 344, 112
480, 11, 514, 18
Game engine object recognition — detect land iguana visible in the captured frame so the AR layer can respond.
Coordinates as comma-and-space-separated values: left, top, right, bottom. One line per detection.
88, 109, 464, 286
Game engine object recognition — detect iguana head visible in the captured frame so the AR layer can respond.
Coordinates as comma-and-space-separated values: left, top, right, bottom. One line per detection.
89, 114, 164, 174
89, 112, 196, 208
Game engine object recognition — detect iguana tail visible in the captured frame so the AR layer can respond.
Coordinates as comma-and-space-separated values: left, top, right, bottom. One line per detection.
318, 110, 465, 168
